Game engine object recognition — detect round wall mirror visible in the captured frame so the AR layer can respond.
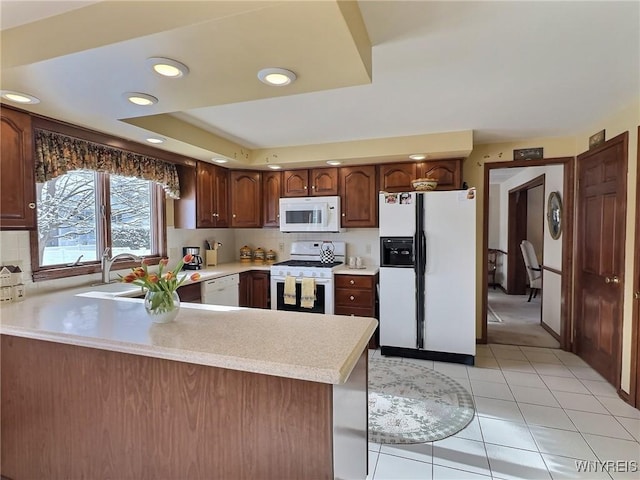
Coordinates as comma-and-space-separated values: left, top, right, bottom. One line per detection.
547, 191, 562, 240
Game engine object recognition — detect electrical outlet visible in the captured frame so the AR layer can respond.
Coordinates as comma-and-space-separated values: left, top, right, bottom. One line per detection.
365, 244, 372, 254
279, 242, 284, 252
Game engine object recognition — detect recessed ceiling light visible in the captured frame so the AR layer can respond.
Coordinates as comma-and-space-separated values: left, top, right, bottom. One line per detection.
257, 68, 296, 86
213, 158, 228, 164
146, 137, 165, 144
409, 154, 426, 161
146, 57, 189, 78
267, 164, 282, 170
124, 92, 158, 106
326, 160, 342, 166
1, 90, 40, 104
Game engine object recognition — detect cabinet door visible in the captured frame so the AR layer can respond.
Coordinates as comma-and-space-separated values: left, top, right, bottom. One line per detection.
239, 271, 250, 307
1, 108, 36, 230
177, 282, 202, 303
249, 271, 270, 309
196, 162, 217, 228
419, 159, 462, 190
212, 166, 229, 227
378, 163, 417, 193
310, 168, 338, 196
230, 171, 261, 227
262, 171, 281, 227
282, 170, 309, 197
339, 165, 377, 228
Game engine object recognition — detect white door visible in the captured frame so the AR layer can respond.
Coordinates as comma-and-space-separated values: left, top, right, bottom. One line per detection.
422, 191, 476, 355
379, 192, 416, 237
379, 267, 416, 348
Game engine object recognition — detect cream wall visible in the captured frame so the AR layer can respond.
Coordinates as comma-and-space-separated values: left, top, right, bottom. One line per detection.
527, 186, 544, 259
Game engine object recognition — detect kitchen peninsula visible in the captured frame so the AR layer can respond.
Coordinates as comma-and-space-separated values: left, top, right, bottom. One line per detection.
0, 286, 376, 479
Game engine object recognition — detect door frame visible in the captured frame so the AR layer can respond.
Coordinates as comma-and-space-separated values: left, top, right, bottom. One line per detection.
506, 175, 545, 295
630, 126, 640, 407
481, 157, 575, 348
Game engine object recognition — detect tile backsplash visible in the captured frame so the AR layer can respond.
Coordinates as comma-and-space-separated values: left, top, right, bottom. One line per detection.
0, 227, 380, 293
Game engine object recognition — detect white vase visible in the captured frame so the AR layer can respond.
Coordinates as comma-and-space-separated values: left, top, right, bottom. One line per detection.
144, 290, 180, 323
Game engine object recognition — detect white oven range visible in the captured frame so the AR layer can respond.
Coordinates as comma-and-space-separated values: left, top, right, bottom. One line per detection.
270, 241, 345, 314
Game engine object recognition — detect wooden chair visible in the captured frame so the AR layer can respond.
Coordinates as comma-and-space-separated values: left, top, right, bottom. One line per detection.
520, 240, 542, 301
487, 249, 498, 289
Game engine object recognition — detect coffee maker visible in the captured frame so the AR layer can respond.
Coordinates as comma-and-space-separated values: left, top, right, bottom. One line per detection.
182, 247, 203, 270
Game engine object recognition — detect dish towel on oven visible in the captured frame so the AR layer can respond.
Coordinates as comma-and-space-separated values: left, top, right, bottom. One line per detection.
284, 275, 297, 305
300, 277, 316, 309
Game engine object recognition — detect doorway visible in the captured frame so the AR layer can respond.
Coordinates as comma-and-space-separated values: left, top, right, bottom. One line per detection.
481, 157, 574, 349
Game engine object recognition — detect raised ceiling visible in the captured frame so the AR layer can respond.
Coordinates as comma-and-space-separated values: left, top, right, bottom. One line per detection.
1, 1, 638, 169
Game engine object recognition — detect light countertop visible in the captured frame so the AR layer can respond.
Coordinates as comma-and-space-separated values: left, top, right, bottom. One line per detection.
334, 265, 379, 276
0, 264, 377, 385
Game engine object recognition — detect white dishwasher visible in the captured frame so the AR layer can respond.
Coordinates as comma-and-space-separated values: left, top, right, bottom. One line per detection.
201, 274, 240, 306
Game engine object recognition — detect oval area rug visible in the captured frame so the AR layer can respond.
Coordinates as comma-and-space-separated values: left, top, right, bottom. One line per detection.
368, 356, 475, 444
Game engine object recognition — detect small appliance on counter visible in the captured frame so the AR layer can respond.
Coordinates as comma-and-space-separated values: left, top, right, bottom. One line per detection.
182, 247, 203, 270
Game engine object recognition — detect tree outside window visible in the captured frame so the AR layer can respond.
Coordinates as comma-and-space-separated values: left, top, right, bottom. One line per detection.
33, 169, 164, 278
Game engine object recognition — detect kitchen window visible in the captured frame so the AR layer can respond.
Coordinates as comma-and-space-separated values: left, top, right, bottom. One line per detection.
30, 170, 166, 281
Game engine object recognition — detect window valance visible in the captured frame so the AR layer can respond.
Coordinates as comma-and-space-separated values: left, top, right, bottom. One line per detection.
34, 129, 180, 199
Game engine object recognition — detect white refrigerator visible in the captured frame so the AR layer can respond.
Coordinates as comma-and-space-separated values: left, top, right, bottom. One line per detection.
378, 190, 476, 364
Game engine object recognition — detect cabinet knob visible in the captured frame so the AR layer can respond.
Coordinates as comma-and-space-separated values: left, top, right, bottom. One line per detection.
304, 186, 307, 190
233, 214, 236, 218
28, 203, 36, 209
350, 295, 355, 301
341, 213, 345, 217
311, 185, 316, 189
605, 276, 620, 284
349, 279, 355, 285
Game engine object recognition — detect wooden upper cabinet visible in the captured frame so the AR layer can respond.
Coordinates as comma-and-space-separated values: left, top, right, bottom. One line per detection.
378, 163, 418, 193
310, 168, 338, 196
262, 170, 281, 228
282, 170, 309, 197
174, 161, 228, 229
230, 170, 261, 228
1, 107, 36, 230
282, 168, 338, 197
421, 159, 462, 190
378, 159, 463, 192
339, 165, 377, 228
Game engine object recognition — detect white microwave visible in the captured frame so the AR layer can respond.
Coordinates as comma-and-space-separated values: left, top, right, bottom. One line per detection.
279, 196, 341, 232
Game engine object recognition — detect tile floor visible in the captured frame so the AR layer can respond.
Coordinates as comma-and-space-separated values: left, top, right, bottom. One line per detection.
367, 344, 640, 480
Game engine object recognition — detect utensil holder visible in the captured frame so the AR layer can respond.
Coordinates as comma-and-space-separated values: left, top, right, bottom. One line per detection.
205, 250, 217, 267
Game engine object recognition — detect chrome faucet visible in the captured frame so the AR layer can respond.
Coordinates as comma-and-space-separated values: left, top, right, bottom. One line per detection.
101, 247, 142, 283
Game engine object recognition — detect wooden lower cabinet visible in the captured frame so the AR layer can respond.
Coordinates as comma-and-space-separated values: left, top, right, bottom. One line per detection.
239, 270, 270, 308
334, 274, 379, 348
177, 282, 202, 303
1, 335, 368, 480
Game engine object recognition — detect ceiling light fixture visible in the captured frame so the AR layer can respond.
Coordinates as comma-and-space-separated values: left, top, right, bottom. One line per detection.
1, 90, 40, 104
267, 164, 282, 170
257, 68, 297, 86
213, 158, 228, 164
146, 137, 165, 144
326, 160, 342, 166
146, 57, 189, 78
409, 154, 426, 161
125, 92, 158, 106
